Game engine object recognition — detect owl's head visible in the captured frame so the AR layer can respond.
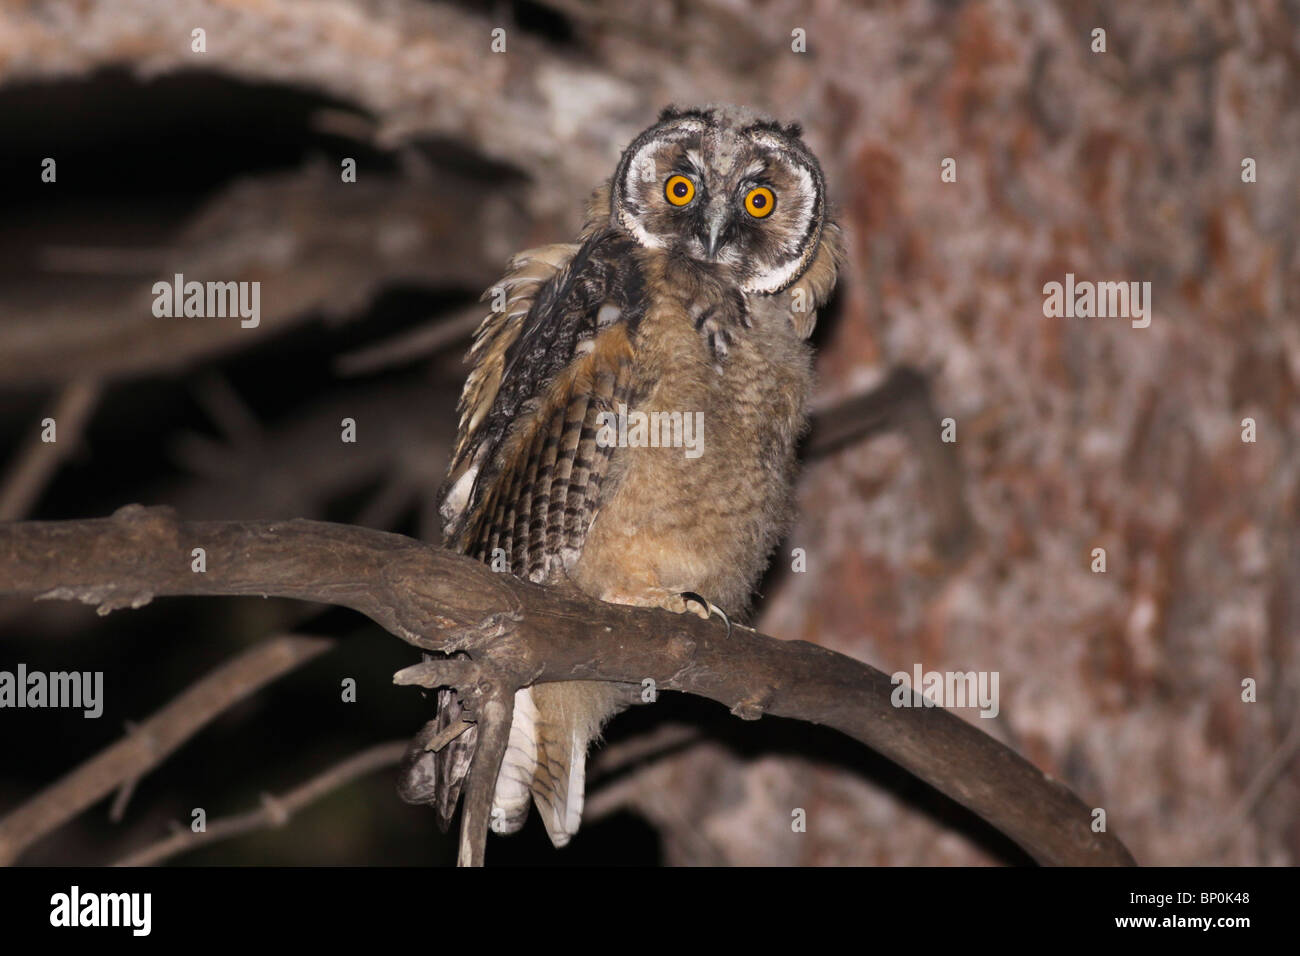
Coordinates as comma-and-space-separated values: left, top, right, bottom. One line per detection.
609, 105, 829, 294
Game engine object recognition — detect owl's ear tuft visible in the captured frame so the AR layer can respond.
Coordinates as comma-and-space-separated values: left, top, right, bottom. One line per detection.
744, 118, 805, 142
658, 105, 715, 126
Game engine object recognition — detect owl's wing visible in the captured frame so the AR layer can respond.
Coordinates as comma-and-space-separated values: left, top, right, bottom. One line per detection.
431, 230, 645, 839
439, 241, 580, 541
782, 220, 844, 338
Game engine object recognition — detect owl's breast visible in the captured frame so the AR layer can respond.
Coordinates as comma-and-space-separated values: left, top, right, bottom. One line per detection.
570, 263, 813, 617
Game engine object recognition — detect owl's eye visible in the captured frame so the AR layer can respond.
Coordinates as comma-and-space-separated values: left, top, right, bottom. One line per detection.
744, 186, 776, 219
665, 175, 695, 206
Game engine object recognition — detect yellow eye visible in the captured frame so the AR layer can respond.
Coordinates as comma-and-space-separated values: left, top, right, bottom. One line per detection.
744, 186, 775, 218
665, 174, 695, 206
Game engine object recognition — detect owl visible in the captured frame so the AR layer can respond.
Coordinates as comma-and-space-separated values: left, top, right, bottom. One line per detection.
415, 105, 842, 849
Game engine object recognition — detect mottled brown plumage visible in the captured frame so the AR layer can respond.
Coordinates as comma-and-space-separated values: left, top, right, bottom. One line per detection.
429, 105, 842, 847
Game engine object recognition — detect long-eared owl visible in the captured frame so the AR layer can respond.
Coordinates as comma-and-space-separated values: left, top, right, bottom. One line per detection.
423, 105, 842, 849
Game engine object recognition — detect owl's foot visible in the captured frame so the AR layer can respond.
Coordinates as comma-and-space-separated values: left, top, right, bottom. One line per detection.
680, 591, 732, 638
601, 584, 732, 637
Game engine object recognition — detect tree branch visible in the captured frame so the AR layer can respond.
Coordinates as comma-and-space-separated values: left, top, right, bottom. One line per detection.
0, 505, 1136, 866
113, 742, 407, 867
0, 631, 332, 865
807, 367, 975, 556
0, 163, 523, 388
0, 379, 102, 520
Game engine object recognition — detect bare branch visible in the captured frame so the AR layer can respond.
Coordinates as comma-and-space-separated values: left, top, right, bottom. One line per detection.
333, 305, 484, 378
456, 684, 513, 867
0, 164, 523, 388
807, 368, 974, 556
0, 630, 332, 865
0, 0, 639, 215
0, 506, 1136, 865
0, 379, 102, 520
1199, 705, 1300, 862
113, 742, 407, 866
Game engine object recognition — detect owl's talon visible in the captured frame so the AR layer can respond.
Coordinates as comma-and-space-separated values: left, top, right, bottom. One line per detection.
679, 591, 731, 638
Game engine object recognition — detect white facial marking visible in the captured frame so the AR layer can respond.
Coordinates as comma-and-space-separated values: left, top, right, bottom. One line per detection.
618, 120, 705, 250
742, 134, 819, 293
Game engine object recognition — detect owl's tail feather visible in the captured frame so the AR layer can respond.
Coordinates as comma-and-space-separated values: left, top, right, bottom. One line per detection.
428, 681, 625, 846
489, 687, 540, 835
527, 681, 627, 848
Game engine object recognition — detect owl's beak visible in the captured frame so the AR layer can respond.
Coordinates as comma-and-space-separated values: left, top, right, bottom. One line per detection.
702, 205, 731, 259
